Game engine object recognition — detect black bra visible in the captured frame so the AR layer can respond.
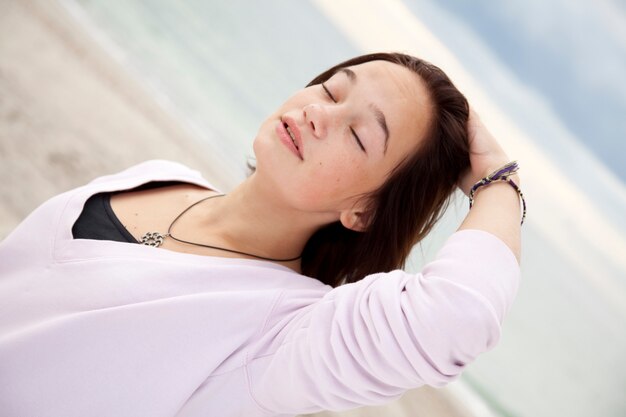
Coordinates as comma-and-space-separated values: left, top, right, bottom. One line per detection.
72, 181, 183, 243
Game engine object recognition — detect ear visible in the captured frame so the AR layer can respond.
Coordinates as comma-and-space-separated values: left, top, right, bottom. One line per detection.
339, 209, 369, 232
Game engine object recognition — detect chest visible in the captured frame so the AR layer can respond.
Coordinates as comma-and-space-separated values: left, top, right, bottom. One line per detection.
109, 184, 224, 256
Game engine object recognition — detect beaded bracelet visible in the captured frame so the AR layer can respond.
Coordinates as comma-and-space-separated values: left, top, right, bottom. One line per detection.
468, 160, 527, 225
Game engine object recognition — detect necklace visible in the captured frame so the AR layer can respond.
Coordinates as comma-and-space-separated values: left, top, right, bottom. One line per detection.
140, 194, 302, 262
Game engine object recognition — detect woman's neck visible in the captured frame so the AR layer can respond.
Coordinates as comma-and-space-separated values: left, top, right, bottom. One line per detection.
190, 175, 336, 271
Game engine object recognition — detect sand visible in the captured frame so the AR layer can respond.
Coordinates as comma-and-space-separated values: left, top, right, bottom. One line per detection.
0, 1, 484, 416
0, 0, 231, 238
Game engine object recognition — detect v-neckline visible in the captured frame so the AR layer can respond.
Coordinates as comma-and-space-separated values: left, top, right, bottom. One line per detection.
51, 162, 297, 274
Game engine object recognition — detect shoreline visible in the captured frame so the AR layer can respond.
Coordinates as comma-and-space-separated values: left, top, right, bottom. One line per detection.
0, 1, 490, 416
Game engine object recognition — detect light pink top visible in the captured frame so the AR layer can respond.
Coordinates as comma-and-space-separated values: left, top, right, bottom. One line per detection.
0, 160, 520, 417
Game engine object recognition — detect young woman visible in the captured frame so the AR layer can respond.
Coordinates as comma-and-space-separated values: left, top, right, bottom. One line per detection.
0, 53, 524, 416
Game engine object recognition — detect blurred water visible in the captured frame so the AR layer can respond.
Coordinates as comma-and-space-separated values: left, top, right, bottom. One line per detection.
63, 1, 626, 416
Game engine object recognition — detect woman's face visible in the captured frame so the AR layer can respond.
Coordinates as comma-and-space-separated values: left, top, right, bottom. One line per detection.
253, 60, 432, 225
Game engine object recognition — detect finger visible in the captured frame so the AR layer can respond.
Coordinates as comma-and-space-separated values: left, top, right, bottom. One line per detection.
467, 108, 481, 139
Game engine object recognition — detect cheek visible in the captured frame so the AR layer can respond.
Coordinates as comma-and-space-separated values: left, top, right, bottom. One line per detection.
296, 155, 374, 206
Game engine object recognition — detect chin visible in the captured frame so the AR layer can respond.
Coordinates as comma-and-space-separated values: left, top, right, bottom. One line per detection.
251, 137, 272, 173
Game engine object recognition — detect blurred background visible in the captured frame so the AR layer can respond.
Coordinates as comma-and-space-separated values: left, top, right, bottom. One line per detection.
1, 0, 625, 416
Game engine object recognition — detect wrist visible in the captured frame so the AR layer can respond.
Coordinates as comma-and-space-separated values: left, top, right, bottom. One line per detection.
506, 172, 521, 186
468, 161, 526, 225
469, 176, 526, 226
480, 159, 516, 178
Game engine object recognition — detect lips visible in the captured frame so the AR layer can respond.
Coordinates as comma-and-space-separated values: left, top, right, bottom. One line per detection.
285, 124, 298, 148
278, 116, 303, 159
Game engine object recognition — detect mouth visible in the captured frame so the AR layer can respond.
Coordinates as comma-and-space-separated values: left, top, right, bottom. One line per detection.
278, 116, 303, 159
284, 122, 299, 150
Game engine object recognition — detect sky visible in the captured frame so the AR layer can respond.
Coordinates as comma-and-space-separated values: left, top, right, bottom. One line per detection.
417, 0, 626, 183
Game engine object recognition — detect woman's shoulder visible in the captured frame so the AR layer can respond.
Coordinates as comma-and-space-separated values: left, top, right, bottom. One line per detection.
75, 160, 219, 199
87, 160, 208, 186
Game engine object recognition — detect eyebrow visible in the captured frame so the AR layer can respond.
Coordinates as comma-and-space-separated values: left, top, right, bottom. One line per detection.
338, 68, 390, 153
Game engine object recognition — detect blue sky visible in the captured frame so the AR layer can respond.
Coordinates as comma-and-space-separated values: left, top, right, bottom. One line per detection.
410, 0, 626, 183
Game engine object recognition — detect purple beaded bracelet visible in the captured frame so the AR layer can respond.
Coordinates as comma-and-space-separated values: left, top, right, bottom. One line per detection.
469, 160, 526, 225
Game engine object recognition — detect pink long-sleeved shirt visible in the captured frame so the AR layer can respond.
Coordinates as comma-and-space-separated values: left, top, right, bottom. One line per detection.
0, 160, 520, 417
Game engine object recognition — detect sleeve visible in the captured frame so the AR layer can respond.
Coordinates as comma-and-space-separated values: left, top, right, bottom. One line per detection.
246, 229, 520, 415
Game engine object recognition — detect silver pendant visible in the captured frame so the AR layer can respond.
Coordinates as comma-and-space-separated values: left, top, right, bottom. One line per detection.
141, 231, 168, 247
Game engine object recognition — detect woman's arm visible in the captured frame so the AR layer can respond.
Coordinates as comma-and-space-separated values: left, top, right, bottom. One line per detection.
457, 110, 522, 264
247, 230, 519, 415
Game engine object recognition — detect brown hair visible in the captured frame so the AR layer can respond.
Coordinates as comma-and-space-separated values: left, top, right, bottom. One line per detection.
300, 52, 470, 287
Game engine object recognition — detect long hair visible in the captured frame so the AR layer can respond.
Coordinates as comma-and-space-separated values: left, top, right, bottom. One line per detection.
300, 52, 470, 287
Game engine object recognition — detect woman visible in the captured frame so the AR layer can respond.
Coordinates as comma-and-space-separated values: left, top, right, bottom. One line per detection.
0, 53, 523, 416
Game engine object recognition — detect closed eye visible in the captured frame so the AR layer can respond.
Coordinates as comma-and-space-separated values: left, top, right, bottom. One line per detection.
321, 83, 367, 154
321, 83, 336, 103
350, 128, 366, 153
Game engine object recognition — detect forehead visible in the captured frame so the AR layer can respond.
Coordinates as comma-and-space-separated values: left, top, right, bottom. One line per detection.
344, 61, 432, 158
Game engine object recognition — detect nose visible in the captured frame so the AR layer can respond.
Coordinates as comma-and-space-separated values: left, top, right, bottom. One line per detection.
303, 103, 328, 139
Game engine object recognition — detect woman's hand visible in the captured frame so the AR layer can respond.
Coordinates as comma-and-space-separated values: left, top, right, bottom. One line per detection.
457, 109, 515, 197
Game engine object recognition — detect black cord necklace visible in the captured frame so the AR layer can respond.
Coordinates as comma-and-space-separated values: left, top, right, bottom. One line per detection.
140, 194, 302, 262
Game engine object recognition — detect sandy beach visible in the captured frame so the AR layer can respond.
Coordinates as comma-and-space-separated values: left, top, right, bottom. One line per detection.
0, 0, 231, 239
0, 1, 484, 416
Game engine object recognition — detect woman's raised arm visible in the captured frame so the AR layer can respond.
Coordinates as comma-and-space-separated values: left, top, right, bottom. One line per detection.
457, 110, 522, 264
